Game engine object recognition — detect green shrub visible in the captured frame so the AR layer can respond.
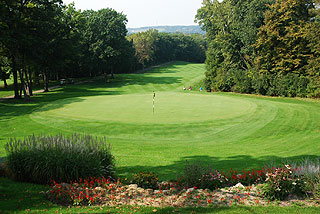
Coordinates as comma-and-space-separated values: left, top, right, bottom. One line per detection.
290, 158, 320, 196
182, 161, 212, 188
131, 171, 159, 189
262, 165, 306, 200
213, 69, 235, 92
231, 69, 253, 94
0, 163, 5, 177
314, 182, 320, 198
199, 171, 225, 190
5, 134, 115, 184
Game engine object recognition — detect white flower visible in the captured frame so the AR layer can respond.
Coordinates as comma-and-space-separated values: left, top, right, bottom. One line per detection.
292, 182, 297, 185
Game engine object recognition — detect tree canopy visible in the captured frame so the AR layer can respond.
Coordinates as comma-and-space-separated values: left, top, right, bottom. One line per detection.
197, 0, 320, 97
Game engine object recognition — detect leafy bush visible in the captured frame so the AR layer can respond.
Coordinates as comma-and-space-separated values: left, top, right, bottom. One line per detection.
131, 171, 159, 189
262, 165, 306, 200
199, 171, 225, 190
290, 158, 320, 197
180, 162, 268, 190
182, 161, 212, 188
5, 134, 115, 184
207, 67, 320, 98
213, 69, 235, 92
231, 69, 253, 94
314, 182, 320, 198
0, 163, 6, 177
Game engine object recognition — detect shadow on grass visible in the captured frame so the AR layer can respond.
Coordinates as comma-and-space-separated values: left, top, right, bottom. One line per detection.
0, 178, 52, 213
117, 154, 320, 180
0, 87, 122, 119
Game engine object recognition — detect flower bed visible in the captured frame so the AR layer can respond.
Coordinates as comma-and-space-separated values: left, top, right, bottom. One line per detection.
46, 165, 320, 208
47, 179, 320, 208
47, 177, 267, 207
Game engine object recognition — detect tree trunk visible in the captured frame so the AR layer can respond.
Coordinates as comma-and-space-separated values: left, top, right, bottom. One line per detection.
43, 71, 49, 92
19, 69, 30, 101
3, 79, 8, 88
111, 67, 114, 79
26, 67, 33, 96
24, 67, 30, 93
142, 61, 145, 71
12, 57, 20, 99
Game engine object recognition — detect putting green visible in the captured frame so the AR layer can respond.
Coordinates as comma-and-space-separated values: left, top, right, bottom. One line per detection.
32, 92, 256, 124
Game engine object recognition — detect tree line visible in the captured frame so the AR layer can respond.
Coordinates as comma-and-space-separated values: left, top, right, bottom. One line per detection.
0, 0, 206, 100
196, 0, 320, 97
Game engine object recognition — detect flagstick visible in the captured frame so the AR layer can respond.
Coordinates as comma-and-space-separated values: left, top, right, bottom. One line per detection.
153, 92, 155, 115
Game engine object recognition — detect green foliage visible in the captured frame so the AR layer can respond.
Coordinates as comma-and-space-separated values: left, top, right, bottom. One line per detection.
262, 165, 306, 200
196, 0, 272, 94
290, 158, 320, 196
252, 73, 312, 97
131, 171, 159, 190
304, 21, 320, 79
198, 0, 320, 98
0, 55, 11, 88
5, 134, 115, 184
129, 29, 159, 68
254, 0, 313, 75
199, 171, 225, 190
128, 30, 207, 69
182, 161, 212, 188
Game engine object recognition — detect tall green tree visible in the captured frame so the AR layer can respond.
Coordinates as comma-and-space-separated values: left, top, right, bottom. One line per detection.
304, 0, 320, 78
129, 29, 159, 69
0, 0, 64, 98
196, 0, 272, 92
85, 8, 128, 78
254, 0, 314, 76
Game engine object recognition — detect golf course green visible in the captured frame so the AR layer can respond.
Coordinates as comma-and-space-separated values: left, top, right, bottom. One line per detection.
1, 61, 319, 180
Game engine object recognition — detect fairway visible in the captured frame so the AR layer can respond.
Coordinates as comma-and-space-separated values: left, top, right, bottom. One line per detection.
1, 62, 320, 180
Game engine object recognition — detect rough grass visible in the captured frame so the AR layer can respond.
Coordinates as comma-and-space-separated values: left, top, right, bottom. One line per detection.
0, 61, 320, 181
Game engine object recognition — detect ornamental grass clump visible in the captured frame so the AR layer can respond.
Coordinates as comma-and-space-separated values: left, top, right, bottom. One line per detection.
290, 158, 320, 197
5, 134, 115, 184
182, 161, 212, 189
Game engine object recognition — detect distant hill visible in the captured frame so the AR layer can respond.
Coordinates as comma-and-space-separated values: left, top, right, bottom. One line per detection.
127, 25, 205, 34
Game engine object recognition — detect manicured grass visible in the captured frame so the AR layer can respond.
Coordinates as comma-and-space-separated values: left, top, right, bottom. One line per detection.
1, 61, 320, 182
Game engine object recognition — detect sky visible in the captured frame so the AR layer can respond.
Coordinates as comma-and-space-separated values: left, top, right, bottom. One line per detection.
63, 0, 204, 28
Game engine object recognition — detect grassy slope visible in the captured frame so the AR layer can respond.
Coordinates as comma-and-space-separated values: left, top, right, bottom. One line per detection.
0, 61, 320, 181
